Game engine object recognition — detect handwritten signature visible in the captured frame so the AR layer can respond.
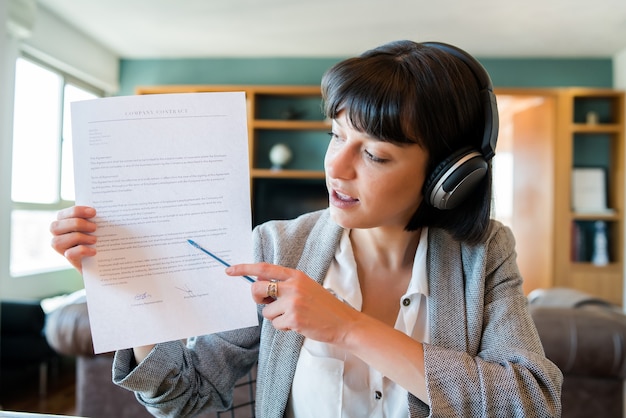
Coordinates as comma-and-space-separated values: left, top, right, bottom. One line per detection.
175, 284, 194, 297
134, 292, 152, 301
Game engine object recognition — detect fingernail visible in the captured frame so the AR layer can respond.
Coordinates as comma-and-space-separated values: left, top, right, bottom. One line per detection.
225, 267, 233, 274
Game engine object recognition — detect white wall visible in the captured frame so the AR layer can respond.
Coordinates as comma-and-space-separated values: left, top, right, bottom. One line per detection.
617, 49, 626, 315
1, 1, 119, 300
615, 49, 626, 90
1, 0, 12, 298
23, 4, 119, 94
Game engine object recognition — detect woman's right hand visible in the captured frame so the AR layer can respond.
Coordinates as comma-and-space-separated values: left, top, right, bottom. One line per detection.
50, 207, 156, 365
49, 205, 98, 273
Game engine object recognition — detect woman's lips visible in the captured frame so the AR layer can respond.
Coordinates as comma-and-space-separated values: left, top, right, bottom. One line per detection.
329, 189, 359, 208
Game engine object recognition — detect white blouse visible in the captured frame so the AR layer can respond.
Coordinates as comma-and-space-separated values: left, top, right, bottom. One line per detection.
286, 228, 430, 418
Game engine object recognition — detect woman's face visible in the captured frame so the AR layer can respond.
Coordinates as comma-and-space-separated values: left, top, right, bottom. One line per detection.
324, 112, 429, 230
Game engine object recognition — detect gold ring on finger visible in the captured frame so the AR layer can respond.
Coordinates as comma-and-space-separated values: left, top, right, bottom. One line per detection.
266, 280, 278, 299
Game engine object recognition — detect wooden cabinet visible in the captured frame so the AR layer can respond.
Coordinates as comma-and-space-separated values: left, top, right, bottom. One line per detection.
136, 85, 329, 225
496, 88, 624, 305
554, 89, 624, 305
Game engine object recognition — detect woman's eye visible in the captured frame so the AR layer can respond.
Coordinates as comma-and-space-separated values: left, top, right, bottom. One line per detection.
365, 150, 387, 163
327, 131, 345, 144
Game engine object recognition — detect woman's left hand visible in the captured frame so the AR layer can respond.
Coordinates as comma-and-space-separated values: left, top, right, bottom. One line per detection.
227, 262, 428, 402
226, 262, 357, 344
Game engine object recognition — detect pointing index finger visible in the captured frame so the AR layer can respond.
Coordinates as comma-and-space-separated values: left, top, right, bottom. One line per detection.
226, 262, 290, 282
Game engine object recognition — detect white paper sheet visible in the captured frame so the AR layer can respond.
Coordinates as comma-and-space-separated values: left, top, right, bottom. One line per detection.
71, 92, 258, 353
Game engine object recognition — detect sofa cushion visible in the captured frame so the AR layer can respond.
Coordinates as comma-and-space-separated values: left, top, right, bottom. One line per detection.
528, 287, 615, 309
45, 301, 95, 357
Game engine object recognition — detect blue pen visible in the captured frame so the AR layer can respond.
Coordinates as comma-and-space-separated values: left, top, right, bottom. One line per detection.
187, 239, 255, 283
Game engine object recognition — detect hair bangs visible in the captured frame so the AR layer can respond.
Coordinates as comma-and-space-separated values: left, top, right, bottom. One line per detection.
322, 58, 420, 146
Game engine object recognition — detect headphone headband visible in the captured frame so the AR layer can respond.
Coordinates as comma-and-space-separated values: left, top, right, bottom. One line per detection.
422, 42, 499, 160
420, 41, 499, 210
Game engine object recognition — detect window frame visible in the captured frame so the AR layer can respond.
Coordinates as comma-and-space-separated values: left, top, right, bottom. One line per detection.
10, 53, 105, 276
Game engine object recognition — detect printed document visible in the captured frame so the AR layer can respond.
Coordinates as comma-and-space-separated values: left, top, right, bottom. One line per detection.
71, 92, 258, 353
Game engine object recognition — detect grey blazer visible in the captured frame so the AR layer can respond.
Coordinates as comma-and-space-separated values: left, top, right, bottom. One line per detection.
113, 209, 562, 417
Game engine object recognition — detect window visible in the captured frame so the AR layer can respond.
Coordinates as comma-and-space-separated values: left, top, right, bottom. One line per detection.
10, 56, 103, 276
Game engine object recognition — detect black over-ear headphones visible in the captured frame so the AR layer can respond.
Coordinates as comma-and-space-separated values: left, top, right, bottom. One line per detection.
421, 42, 499, 210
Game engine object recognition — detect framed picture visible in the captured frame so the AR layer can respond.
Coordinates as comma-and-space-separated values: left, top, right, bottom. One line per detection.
571, 167, 609, 213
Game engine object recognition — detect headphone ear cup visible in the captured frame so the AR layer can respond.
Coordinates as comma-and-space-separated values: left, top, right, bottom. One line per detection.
423, 148, 488, 210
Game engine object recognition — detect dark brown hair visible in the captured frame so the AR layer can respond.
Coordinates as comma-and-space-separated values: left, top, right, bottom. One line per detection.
321, 40, 493, 244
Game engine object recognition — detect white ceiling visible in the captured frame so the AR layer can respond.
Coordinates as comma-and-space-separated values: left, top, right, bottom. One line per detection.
38, 0, 626, 59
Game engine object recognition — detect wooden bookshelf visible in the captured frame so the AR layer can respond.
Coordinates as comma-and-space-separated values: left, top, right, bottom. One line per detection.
555, 89, 624, 305
136, 85, 329, 224
495, 88, 624, 305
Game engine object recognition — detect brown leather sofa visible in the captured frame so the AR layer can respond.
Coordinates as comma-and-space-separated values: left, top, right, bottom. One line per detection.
529, 288, 626, 418
45, 288, 626, 418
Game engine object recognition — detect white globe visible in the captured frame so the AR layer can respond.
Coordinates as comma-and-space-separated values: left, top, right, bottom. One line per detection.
269, 143, 292, 168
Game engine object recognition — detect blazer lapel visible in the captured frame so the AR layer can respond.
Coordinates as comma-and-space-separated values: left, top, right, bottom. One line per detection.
426, 228, 468, 352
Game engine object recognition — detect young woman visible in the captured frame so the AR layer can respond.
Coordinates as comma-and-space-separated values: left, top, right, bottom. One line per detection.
50, 40, 562, 417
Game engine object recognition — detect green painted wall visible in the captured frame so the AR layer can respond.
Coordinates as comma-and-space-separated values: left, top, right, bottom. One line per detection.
119, 58, 340, 95
480, 58, 613, 88
119, 57, 613, 96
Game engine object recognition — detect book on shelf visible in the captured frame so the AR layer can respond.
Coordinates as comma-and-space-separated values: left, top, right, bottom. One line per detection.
570, 220, 611, 264
571, 221, 586, 262
571, 167, 608, 214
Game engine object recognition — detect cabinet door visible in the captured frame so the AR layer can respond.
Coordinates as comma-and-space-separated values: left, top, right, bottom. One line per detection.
494, 94, 556, 294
